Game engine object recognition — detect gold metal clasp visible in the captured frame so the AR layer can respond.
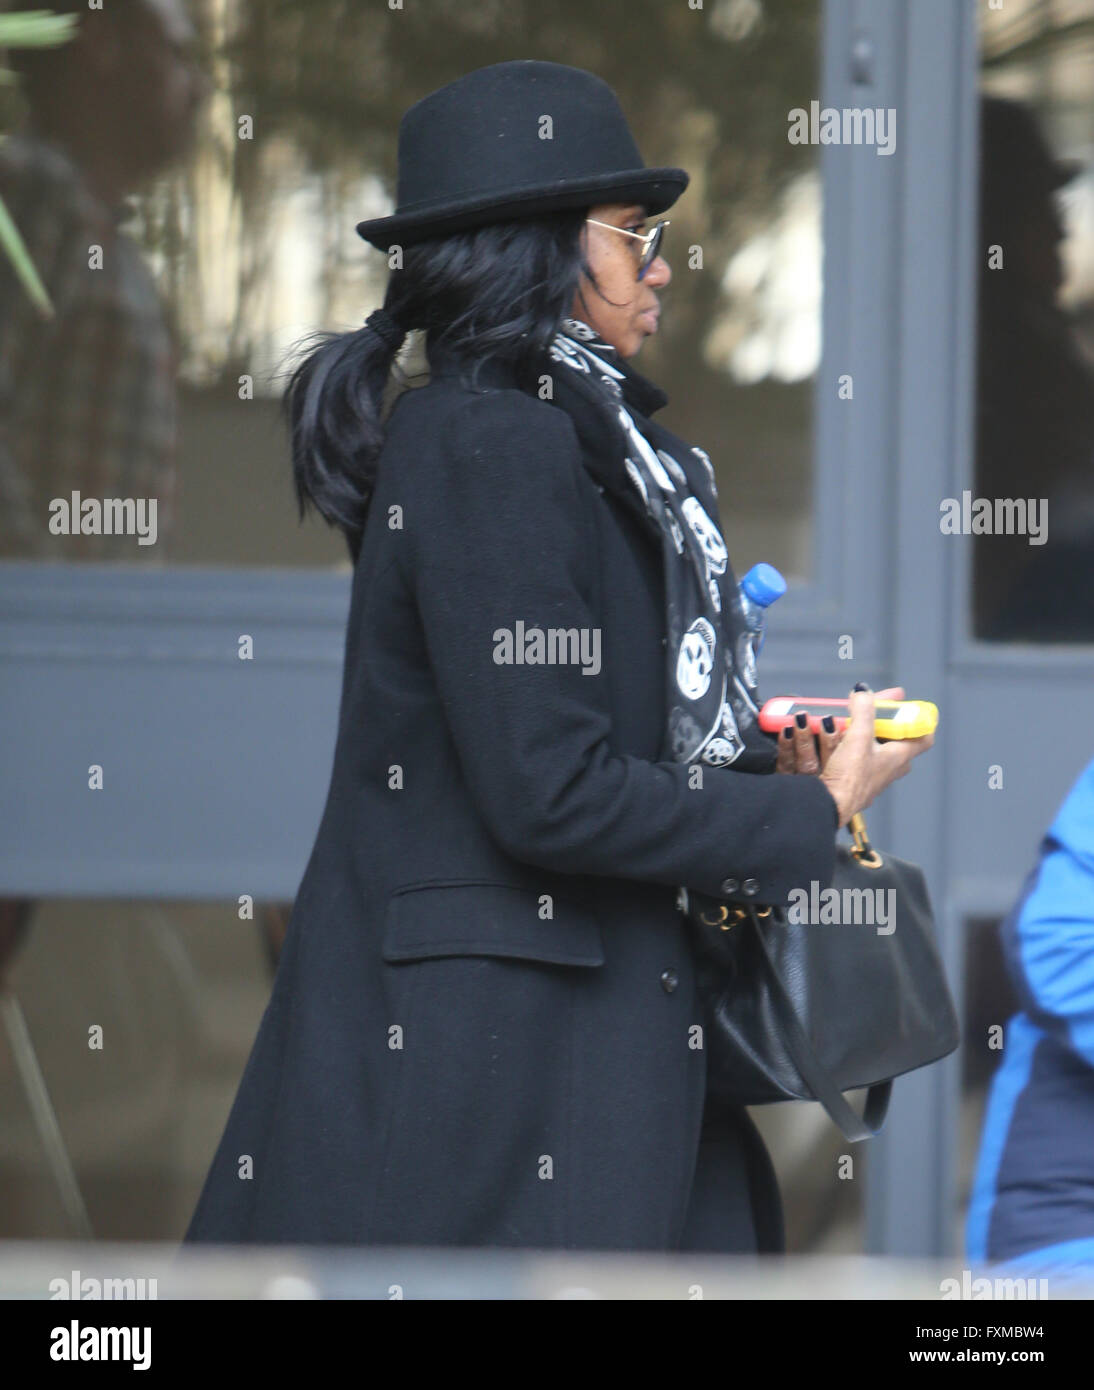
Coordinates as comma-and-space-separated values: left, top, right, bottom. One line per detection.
849, 811, 884, 869
698, 903, 751, 931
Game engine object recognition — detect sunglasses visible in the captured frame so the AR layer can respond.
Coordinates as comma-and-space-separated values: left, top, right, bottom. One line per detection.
585, 217, 670, 279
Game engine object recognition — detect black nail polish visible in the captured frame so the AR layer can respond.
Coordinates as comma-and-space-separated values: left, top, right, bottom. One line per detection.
853, 682, 870, 692
782, 726, 794, 740
795, 712, 808, 729
822, 715, 836, 733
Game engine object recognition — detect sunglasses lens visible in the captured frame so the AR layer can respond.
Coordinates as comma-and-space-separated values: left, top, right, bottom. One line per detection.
638, 223, 665, 278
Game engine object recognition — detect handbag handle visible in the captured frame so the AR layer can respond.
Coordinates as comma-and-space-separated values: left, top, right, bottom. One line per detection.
848, 811, 884, 869
746, 900, 892, 1143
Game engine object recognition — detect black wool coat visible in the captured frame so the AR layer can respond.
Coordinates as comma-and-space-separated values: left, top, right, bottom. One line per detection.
183, 339, 839, 1252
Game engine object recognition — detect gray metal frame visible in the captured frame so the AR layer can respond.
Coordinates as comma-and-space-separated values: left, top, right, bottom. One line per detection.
773, 0, 1094, 1255
2, 0, 1088, 1255
760, 0, 976, 1256
0, 565, 350, 899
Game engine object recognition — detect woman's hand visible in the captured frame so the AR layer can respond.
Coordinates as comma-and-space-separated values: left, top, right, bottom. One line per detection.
775, 685, 935, 830
817, 687, 934, 829
775, 686, 906, 777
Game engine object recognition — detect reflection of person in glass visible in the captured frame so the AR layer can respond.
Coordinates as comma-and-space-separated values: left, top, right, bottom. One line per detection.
184, 61, 931, 1252
0, 1, 209, 1194
967, 755, 1094, 1279
974, 96, 1094, 640
0, 0, 207, 561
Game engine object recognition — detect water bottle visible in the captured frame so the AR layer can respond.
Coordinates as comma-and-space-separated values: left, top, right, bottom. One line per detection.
737, 562, 787, 692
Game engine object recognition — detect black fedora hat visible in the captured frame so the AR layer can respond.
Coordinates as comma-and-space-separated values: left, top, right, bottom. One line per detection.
355, 60, 689, 249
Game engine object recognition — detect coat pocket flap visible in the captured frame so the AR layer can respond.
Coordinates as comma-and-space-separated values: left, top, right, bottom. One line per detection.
382, 880, 605, 967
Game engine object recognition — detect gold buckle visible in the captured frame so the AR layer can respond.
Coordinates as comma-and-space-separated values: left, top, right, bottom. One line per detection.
848, 811, 884, 869
698, 903, 751, 931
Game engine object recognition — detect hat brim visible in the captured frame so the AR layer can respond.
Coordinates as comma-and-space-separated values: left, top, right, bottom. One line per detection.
354, 167, 689, 248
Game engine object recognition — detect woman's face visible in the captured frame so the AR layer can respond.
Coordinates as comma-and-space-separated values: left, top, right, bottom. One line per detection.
571, 202, 672, 358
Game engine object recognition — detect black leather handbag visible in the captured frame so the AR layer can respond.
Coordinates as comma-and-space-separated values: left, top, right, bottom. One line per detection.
687, 814, 960, 1142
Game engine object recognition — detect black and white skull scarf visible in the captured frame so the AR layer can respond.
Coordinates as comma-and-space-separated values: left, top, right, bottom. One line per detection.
547, 317, 777, 775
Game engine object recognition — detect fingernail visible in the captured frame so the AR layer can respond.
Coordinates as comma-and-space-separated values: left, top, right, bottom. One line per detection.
795, 712, 808, 729
822, 715, 836, 733
782, 726, 794, 740
853, 682, 870, 692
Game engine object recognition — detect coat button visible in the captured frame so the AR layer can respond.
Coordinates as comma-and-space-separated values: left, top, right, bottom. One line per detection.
720, 877, 740, 894
742, 878, 760, 895
660, 968, 679, 994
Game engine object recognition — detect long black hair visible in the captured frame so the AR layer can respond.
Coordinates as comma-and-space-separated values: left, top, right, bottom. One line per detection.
281, 207, 605, 562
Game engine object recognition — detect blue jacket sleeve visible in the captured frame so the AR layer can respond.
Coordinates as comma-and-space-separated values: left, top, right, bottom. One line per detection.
1002, 757, 1094, 1068
399, 387, 839, 906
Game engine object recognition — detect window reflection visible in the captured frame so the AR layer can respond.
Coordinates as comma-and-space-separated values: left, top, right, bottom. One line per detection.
0, 0, 821, 573
957, 916, 1018, 1249
976, 3, 1094, 641
751, 1102, 866, 1253
0, 899, 282, 1241
0, 0, 205, 564
0, 898, 854, 1248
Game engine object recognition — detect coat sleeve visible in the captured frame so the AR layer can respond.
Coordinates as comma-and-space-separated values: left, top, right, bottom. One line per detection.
400, 386, 838, 906
1002, 759, 1094, 1068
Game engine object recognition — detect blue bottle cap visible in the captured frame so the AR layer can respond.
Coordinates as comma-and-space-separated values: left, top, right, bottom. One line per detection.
740, 562, 787, 608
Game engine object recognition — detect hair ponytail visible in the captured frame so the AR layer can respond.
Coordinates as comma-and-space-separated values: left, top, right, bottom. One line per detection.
281, 310, 407, 563
282, 208, 598, 561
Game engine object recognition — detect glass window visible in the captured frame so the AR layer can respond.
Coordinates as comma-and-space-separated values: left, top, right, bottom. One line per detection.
0, 899, 280, 1240
751, 1104, 866, 1253
956, 915, 1020, 1253
974, 2, 1094, 641
0, 0, 820, 577
1, 898, 857, 1248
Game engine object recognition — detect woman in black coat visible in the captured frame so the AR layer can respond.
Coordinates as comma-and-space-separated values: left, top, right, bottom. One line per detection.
183, 60, 930, 1254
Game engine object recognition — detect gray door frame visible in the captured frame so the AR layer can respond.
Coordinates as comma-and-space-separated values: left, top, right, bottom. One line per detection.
758, 0, 979, 1256
772, 0, 1094, 1256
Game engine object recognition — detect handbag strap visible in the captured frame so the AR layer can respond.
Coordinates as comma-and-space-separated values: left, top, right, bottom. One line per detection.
746, 907, 893, 1142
